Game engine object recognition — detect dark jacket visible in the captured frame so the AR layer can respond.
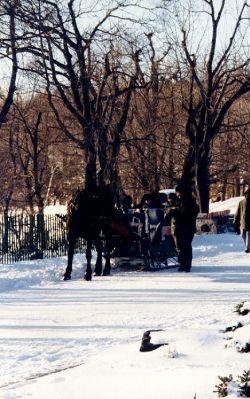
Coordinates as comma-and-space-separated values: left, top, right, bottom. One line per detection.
165, 196, 199, 235
234, 197, 250, 231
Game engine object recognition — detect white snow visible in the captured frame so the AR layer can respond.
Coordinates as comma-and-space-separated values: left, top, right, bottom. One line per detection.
160, 190, 243, 215
159, 188, 175, 195
44, 204, 67, 215
1, 233, 250, 399
209, 197, 243, 215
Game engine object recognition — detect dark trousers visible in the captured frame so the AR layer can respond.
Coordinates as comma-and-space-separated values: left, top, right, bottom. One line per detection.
241, 229, 250, 252
174, 229, 194, 270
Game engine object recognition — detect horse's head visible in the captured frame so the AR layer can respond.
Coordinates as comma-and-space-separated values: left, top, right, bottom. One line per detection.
67, 185, 115, 229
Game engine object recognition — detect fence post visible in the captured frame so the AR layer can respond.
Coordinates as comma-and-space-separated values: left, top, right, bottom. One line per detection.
36, 213, 46, 259
0, 211, 85, 264
2, 212, 9, 254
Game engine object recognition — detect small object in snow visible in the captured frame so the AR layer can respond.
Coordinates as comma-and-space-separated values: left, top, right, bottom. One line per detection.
140, 330, 168, 352
167, 347, 178, 358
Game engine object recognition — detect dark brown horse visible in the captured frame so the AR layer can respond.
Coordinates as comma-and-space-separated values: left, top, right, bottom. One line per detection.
63, 185, 114, 281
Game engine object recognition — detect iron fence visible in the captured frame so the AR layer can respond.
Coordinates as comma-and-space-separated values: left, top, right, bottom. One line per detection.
0, 213, 85, 264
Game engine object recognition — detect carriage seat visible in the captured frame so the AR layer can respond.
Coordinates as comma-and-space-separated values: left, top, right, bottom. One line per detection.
145, 208, 172, 242
126, 210, 142, 235
146, 208, 164, 225
112, 209, 142, 237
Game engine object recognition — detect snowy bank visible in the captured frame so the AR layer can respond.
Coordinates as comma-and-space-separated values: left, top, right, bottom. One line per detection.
0, 233, 250, 399
209, 197, 243, 215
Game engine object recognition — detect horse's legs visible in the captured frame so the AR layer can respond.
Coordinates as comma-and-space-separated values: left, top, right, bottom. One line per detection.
84, 239, 92, 281
102, 236, 111, 276
64, 237, 75, 280
93, 238, 103, 276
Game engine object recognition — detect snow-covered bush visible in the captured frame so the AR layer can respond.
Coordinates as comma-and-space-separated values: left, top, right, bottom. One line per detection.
214, 374, 234, 397
224, 303, 250, 352
238, 371, 250, 397
214, 370, 250, 397
223, 322, 243, 333
235, 302, 250, 316
225, 325, 250, 352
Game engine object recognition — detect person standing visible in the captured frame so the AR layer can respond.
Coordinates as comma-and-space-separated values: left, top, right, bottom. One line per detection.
172, 185, 199, 272
234, 189, 250, 253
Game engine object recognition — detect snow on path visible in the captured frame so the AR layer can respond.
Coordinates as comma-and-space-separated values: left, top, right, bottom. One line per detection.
0, 233, 250, 399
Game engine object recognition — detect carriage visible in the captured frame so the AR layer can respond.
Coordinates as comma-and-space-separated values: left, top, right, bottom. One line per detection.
109, 207, 179, 271
63, 186, 179, 281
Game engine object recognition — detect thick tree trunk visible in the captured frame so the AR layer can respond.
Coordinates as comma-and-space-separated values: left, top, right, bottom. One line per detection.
84, 141, 97, 189
234, 175, 241, 197
196, 153, 210, 213
109, 163, 121, 204
181, 145, 195, 189
97, 128, 109, 189
107, 136, 121, 202
37, 212, 46, 255
168, 130, 175, 188
182, 143, 210, 213
221, 178, 227, 201
148, 138, 159, 191
2, 211, 9, 254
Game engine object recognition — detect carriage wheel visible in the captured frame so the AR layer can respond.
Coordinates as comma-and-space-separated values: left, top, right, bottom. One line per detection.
146, 250, 179, 271
140, 250, 166, 271
148, 253, 168, 270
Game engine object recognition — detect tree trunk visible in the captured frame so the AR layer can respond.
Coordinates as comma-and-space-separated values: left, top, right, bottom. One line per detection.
84, 139, 97, 189
2, 211, 9, 254
221, 177, 227, 201
107, 135, 121, 202
234, 175, 241, 197
182, 143, 210, 213
168, 128, 175, 188
37, 212, 46, 256
181, 145, 195, 189
196, 153, 210, 213
109, 163, 121, 204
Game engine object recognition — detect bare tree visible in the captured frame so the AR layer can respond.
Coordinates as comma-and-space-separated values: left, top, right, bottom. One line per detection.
210, 96, 250, 199
16, 0, 145, 198
0, 122, 19, 213
161, 0, 250, 211
11, 94, 57, 214
0, 0, 19, 129
122, 37, 185, 197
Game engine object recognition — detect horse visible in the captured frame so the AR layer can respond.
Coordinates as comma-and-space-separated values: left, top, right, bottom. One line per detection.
63, 184, 115, 281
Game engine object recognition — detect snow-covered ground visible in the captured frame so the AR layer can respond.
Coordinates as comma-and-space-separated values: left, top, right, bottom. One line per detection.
209, 197, 243, 215
1, 233, 250, 399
